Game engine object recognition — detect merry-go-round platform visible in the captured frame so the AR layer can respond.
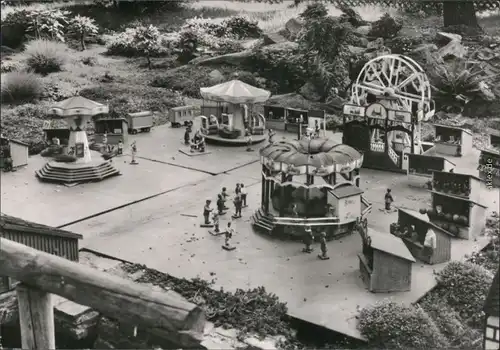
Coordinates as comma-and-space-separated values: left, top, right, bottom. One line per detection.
204, 133, 267, 146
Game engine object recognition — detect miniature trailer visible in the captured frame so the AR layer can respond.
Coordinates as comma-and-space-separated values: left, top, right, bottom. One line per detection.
427, 190, 487, 240
407, 153, 455, 182
478, 148, 500, 188
392, 208, 452, 265
358, 229, 416, 293
93, 117, 128, 145
433, 124, 473, 157
170, 105, 198, 128
431, 170, 482, 203
127, 111, 153, 134
0, 136, 29, 169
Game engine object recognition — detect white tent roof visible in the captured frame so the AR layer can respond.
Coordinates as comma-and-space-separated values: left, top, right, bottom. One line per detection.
48, 96, 109, 118
200, 80, 271, 104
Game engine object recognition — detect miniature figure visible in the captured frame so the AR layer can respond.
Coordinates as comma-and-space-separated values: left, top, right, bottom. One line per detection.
217, 194, 226, 215
235, 183, 241, 196
302, 226, 314, 253
384, 188, 394, 211
221, 187, 229, 210
245, 128, 253, 152
318, 231, 329, 260
240, 184, 247, 207
423, 227, 437, 259
52, 136, 61, 146
102, 132, 108, 148
130, 141, 138, 165
268, 129, 276, 144
212, 212, 220, 233
191, 131, 206, 153
223, 222, 236, 250
202, 199, 213, 225
291, 204, 299, 218
184, 128, 191, 145
118, 140, 123, 155
314, 120, 320, 138
232, 194, 242, 219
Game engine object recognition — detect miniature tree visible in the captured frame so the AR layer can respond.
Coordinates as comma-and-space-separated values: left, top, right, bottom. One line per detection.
132, 24, 162, 69
68, 15, 99, 51
28, 9, 70, 42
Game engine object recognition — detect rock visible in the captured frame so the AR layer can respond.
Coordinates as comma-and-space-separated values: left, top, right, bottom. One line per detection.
397, 27, 422, 40
263, 32, 287, 46
367, 38, 384, 50
208, 69, 225, 84
436, 32, 462, 44
413, 43, 438, 54
260, 41, 298, 53
347, 45, 365, 55
476, 48, 497, 61
299, 82, 322, 102
438, 40, 467, 59
355, 25, 371, 36
285, 17, 304, 37
190, 50, 253, 66
339, 5, 365, 27
352, 35, 369, 48
478, 81, 496, 101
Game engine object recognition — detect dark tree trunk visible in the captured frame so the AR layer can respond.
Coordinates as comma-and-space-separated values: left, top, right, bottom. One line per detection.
80, 34, 86, 51
146, 55, 152, 69
442, 1, 480, 28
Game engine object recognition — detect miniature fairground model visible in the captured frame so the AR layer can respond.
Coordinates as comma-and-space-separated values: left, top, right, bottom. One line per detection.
36, 96, 120, 184
263, 105, 326, 137
198, 80, 268, 145
432, 124, 473, 157
342, 54, 435, 173
251, 138, 372, 240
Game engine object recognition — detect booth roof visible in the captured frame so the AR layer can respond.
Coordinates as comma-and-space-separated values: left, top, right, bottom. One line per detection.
368, 229, 416, 263
200, 80, 271, 104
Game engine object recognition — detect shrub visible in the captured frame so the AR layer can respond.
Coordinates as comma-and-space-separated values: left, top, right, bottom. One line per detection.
54, 154, 77, 163
131, 24, 163, 69
24, 39, 68, 75
388, 36, 424, 55
433, 261, 493, 327
177, 29, 200, 63
1, 9, 32, 48
67, 15, 99, 51
358, 300, 450, 349
368, 13, 402, 39
300, 3, 328, 21
222, 16, 262, 39
0, 58, 22, 73
106, 27, 174, 57
1, 71, 43, 103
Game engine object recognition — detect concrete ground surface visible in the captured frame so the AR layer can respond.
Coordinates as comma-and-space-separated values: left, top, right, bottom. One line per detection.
1, 126, 498, 340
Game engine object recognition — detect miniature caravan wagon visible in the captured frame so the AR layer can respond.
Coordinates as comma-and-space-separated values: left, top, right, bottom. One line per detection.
127, 111, 153, 134
432, 124, 473, 157
170, 105, 197, 128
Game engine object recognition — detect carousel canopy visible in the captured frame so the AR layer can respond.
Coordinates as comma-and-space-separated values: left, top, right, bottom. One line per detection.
200, 80, 271, 104
48, 96, 109, 118
260, 139, 363, 175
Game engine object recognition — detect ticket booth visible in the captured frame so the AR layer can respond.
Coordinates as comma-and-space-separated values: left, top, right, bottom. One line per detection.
94, 117, 128, 145
433, 124, 473, 157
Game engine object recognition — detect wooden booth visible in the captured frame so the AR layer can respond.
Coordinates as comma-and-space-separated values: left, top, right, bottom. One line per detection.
433, 124, 473, 157
478, 148, 500, 188
427, 189, 487, 240
0, 136, 29, 169
483, 268, 500, 350
407, 153, 455, 182
432, 170, 482, 203
263, 105, 286, 131
358, 229, 416, 293
486, 128, 500, 149
93, 117, 128, 145
0, 213, 82, 294
284, 107, 308, 134
391, 208, 452, 265
42, 119, 70, 145
170, 105, 197, 128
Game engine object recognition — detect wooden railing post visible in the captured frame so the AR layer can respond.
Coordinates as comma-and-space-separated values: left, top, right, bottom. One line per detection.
16, 284, 56, 350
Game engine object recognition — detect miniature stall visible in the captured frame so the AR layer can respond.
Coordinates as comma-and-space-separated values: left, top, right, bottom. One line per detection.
358, 229, 415, 293
42, 119, 70, 145
391, 208, 452, 265
284, 107, 308, 136
93, 117, 128, 145
432, 124, 473, 157
407, 153, 455, 184
478, 148, 500, 188
199, 80, 269, 145
0, 136, 28, 170
251, 138, 372, 240
127, 111, 153, 134
170, 105, 198, 128
431, 170, 482, 203
36, 96, 120, 184
342, 54, 435, 173
489, 129, 500, 149
263, 105, 286, 131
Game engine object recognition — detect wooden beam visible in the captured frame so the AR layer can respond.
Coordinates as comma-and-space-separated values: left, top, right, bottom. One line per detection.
17, 284, 56, 350
0, 239, 205, 347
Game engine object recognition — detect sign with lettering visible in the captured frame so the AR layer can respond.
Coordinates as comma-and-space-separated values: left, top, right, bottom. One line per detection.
365, 103, 387, 120
388, 110, 412, 123
343, 105, 365, 117
75, 142, 85, 158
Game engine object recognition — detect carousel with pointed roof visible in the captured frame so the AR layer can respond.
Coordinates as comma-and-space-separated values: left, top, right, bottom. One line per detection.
251, 138, 372, 240
195, 80, 269, 145
36, 96, 120, 184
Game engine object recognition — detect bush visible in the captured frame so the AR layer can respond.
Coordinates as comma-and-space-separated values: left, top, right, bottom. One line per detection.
1, 71, 43, 103
177, 28, 200, 63
0, 58, 22, 73
368, 13, 402, 39
433, 261, 493, 328
54, 154, 77, 163
67, 15, 99, 51
222, 16, 262, 39
24, 39, 69, 75
359, 300, 449, 349
388, 36, 423, 55
300, 3, 328, 21
106, 27, 175, 57
1, 9, 32, 48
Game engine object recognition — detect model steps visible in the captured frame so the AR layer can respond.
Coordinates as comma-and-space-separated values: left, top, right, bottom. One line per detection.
36, 161, 120, 184
250, 208, 275, 234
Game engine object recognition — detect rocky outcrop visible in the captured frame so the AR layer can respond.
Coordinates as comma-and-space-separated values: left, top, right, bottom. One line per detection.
285, 18, 304, 38
263, 32, 288, 46
299, 82, 322, 102
189, 50, 254, 66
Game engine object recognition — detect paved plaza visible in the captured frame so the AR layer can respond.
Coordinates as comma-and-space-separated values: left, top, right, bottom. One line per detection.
1, 125, 498, 339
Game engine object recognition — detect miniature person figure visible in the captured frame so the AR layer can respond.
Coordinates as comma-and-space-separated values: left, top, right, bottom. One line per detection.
384, 188, 394, 211
52, 136, 60, 146
198, 134, 206, 153
212, 212, 220, 233
233, 193, 242, 218
118, 139, 123, 155
130, 141, 138, 164
291, 204, 299, 217
221, 187, 229, 209
319, 231, 328, 259
235, 183, 241, 196
314, 120, 320, 138
268, 129, 276, 144
184, 127, 191, 145
217, 194, 225, 215
203, 200, 213, 225
268, 110, 274, 120
410, 225, 419, 242
423, 227, 437, 259
102, 132, 108, 151
240, 184, 247, 207
245, 128, 253, 152
225, 222, 234, 247
302, 226, 314, 253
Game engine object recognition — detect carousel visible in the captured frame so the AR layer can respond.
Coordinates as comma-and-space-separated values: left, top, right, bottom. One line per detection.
36, 96, 120, 184
251, 138, 372, 240
196, 80, 269, 145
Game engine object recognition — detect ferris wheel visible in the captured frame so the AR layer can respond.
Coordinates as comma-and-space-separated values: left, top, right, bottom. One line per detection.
350, 54, 435, 122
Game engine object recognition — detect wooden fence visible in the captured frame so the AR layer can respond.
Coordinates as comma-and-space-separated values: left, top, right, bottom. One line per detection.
0, 238, 205, 349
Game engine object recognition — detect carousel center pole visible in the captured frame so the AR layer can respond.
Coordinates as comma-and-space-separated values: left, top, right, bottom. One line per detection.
66, 115, 92, 163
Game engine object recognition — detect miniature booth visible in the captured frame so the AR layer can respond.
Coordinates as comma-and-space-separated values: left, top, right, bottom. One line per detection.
170, 105, 197, 128
251, 138, 372, 240
0, 136, 28, 169
42, 119, 70, 145
358, 229, 416, 293
433, 124, 473, 157
489, 130, 500, 149
391, 208, 452, 265
431, 170, 482, 203
478, 148, 500, 188
483, 268, 500, 350
263, 105, 286, 131
343, 54, 435, 173
127, 111, 153, 134
284, 108, 308, 135
263, 105, 325, 136
93, 117, 128, 145
407, 153, 455, 183
36, 96, 120, 184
